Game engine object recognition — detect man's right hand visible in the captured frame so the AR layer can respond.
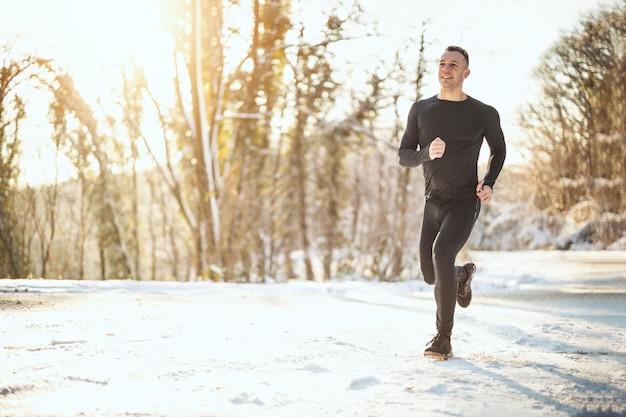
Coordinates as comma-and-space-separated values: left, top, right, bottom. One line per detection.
429, 137, 446, 160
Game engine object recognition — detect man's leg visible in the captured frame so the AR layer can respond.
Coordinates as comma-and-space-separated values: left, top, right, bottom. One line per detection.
419, 200, 441, 285
432, 199, 480, 336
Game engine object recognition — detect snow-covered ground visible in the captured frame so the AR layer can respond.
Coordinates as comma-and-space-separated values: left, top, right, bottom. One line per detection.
1, 251, 625, 417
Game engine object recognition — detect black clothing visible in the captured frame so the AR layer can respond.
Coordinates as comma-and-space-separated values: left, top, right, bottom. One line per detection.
420, 198, 480, 336
398, 94, 506, 337
398, 95, 506, 202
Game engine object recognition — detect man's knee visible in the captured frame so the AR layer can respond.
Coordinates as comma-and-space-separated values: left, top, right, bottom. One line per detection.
423, 274, 435, 285
421, 265, 435, 285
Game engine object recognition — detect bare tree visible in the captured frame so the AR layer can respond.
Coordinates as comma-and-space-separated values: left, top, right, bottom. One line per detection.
47, 72, 135, 279
219, 0, 291, 281
389, 29, 428, 280
0, 47, 50, 278
8, 0, 439, 281
521, 0, 626, 216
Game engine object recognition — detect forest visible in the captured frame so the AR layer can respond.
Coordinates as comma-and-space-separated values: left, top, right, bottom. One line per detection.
1, 0, 625, 281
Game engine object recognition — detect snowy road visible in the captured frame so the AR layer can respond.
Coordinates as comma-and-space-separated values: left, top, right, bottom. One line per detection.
1, 251, 625, 417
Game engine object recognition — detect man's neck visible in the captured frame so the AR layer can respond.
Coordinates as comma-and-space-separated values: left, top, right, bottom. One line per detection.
437, 90, 467, 102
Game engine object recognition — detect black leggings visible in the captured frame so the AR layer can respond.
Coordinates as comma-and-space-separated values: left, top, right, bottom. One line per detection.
419, 198, 481, 336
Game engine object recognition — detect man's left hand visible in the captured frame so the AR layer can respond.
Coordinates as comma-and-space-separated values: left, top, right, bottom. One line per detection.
476, 181, 493, 204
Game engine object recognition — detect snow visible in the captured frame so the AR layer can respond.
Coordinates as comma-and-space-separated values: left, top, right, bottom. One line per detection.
1, 251, 626, 417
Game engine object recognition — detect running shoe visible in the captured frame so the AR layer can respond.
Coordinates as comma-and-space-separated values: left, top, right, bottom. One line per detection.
424, 333, 453, 360
456, 262, 476, 308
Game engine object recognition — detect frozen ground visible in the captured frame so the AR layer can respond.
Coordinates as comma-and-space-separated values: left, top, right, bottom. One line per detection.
1, 251, 625, 417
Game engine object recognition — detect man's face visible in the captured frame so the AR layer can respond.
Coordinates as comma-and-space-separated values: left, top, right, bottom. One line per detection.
438, 50, 470, 89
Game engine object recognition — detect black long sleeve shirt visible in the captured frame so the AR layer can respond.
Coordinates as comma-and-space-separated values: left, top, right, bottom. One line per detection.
398, 95, 506, 203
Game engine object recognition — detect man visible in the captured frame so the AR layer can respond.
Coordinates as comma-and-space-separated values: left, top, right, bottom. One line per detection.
398, 46, 506, 360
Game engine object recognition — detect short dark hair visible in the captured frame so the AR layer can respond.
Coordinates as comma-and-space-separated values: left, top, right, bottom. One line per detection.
445, 45, 469, 66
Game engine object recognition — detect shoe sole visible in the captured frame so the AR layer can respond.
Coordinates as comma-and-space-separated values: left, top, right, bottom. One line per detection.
424, 351, 453, 360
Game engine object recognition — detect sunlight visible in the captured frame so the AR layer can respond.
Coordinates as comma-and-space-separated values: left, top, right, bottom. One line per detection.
40, 0, 172, 103
1, 0, 167, 78
1, 0, 176, 185
3, 0, 258, 186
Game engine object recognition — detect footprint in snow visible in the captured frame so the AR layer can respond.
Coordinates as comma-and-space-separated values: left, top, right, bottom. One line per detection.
300, 363, 330, 373
349, 376, 380, 390
426, 383, 449, 394
230, 392, 264, 406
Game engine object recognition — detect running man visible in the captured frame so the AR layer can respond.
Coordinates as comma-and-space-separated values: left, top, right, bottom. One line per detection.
398, 45, 506, 359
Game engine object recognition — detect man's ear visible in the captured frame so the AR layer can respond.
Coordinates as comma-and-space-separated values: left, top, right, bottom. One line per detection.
464, 68, 471, 79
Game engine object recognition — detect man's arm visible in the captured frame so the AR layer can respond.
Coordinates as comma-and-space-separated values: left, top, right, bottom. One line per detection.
398, 102, 432, 167
481, 105, 506, 188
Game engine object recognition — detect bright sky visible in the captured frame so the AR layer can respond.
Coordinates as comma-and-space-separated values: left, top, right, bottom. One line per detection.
0, 0, 612, 182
